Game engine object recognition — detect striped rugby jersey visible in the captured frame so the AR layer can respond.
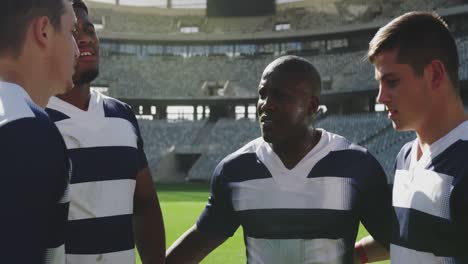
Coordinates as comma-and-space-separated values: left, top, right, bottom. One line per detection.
391, 121, 468, 263
46, 89, 147, 264
197, 129, 392, 264
0, 81, 70, 264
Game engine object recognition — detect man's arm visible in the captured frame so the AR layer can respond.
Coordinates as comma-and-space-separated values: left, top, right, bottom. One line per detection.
133, 167, 166, 264
356, 153, 393, 263
354, 236, 390, 263
166, 225, 228, 264
0, 118, 69, 263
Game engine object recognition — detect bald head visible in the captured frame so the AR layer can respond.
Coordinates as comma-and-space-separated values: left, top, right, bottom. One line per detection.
261, 55, 322, 98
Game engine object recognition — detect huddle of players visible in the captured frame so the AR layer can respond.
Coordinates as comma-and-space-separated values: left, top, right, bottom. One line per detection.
0, 0, 466, 263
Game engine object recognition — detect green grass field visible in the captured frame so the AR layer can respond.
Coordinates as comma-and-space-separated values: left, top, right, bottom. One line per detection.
136, 183, 389, 264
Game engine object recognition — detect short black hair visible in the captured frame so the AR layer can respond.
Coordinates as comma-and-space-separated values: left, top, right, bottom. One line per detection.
0, 0, 69, 58
267, 55, 322, 97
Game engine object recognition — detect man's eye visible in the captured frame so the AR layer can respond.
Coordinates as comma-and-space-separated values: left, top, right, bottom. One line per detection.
387, 79, 399, 87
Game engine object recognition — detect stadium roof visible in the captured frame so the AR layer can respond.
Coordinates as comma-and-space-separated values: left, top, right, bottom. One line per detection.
88, 0, 302, 8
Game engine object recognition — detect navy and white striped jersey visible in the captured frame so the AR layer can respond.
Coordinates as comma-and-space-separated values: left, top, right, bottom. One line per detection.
391, 121, 468, 263
46, 89, 148, 264
197, 129, 392, 264
0, 81, 70, 264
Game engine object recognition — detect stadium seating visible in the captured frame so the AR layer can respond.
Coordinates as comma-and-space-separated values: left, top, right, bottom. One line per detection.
139, 120, 205, 170
458, 36, 468, 80
96, 51, 370, 97
96, 34, 467, 98
88, 0, 453, 35
88, 0, 466, 183
188, 118, 260, 180
138, 112, 417, 182
316, 112, 390, 144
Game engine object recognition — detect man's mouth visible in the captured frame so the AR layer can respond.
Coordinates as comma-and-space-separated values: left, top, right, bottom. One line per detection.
260, 115, 275, 128
79, 51, 94, 57
388, 108, 398, 118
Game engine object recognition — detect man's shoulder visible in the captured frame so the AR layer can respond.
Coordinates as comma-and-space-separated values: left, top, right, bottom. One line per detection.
99, 92, 135, 121
0, 85, 46, 128
311, 130, 384, 179
395, 140, 415, 170
220, 138, 261, 164
1, 100, 57, 138
323, 129, 371, 157
212, 138, 262, 177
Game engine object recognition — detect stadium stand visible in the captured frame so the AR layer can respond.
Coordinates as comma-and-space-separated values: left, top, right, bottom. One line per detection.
88, 0, 455, 35
87, 0, 467, 182
188, 118, 260, 180
137, 112, 417, 181
96, 35, 467, 98
316, 112, 390, 144
139, 120, 205, 170
97, 51, 370, 98
458, 36, 468, 80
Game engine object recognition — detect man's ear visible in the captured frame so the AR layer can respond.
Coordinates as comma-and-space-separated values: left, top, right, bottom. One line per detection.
427, 59, 446, 91
308, 95, 320, 116
31, 16, 53, 49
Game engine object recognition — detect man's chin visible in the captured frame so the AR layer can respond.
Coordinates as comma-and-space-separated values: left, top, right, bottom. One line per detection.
261, 133, 276, 143
392, 121, 412, 132
73, 69, 99, 86
54, 79, 75, 96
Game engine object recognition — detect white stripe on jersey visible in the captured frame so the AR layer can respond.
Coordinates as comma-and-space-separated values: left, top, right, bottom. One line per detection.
44, 244, 66, 264
393, 169, 454, 219
229, 177, 353, 211
0, 81, 35, 127
246, 237, 346, 264
68, 179, 135, 221
56, 117, 138, 149
66, 248, 135, 264
390, 244, 456, 264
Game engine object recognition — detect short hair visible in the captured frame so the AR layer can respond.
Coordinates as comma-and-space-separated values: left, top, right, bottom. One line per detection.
73, 0, 89, 14
368, 12, 459, 93
268, 55, 322, 97
0, 0, 69, 58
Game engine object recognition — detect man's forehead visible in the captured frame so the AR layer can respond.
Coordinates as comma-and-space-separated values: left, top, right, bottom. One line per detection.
373, 49, 399, 66
373, 49, 402, 75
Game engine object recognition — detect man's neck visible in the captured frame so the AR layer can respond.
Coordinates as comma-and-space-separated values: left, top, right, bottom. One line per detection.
415, 98, 467, 160
57, 83, 91, 111
271, 129, 321, 170
0, 59, 50, 108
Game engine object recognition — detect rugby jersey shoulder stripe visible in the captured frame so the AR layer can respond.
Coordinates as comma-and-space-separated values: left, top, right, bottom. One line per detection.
213, 137, 272, 183
100, 91, 141, 136
430, 140, 468, 179
101, 93, 133, 120
395, 140, 414, 171
46, 108, 71, 122
100, 91, 147, 169
0, 81, 36, 126
308, 148, 375, 179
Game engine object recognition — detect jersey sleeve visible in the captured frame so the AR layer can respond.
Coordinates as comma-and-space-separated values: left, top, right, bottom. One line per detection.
358, 152, 393, 248
0, 118, 69, 264
125, 104, 148, 170
196, 161, 240, 237
450, 169, 468, 238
